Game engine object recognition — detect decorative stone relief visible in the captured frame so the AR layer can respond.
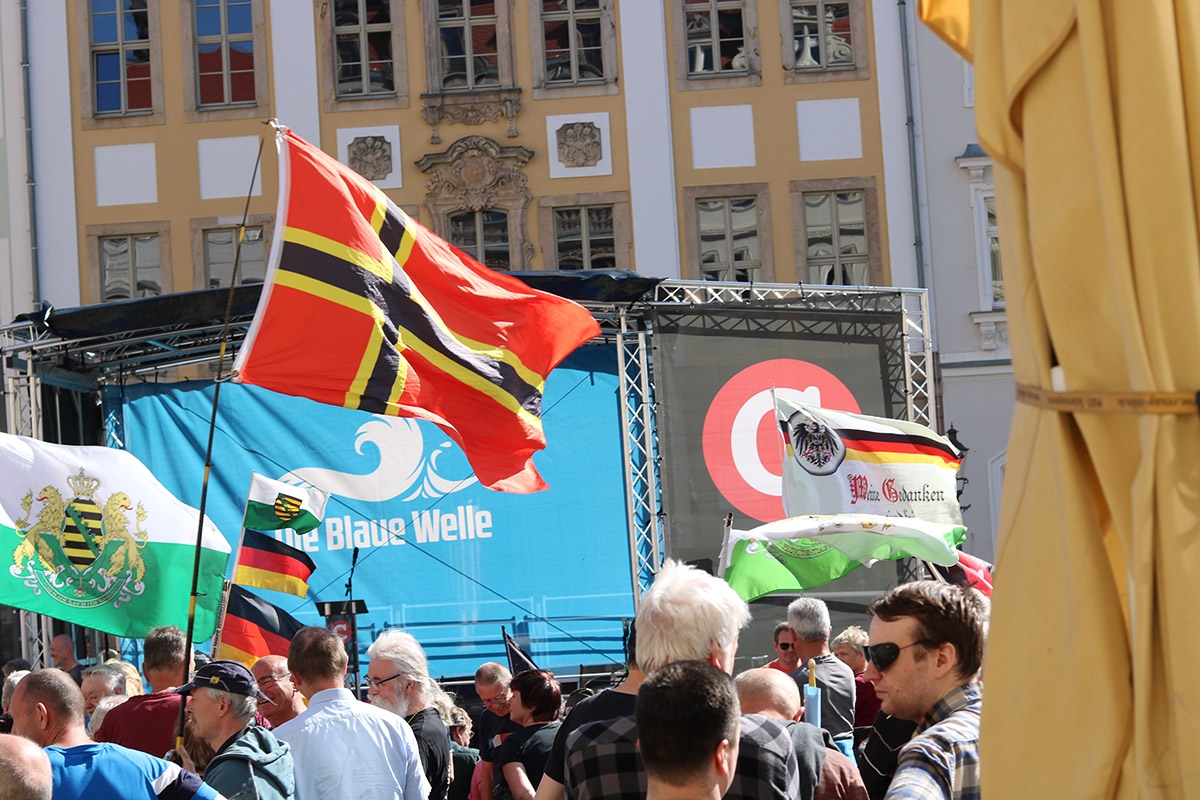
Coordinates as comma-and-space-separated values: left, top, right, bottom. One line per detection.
415, 136, 535, 270
555, 122, 602, 168
420, 89, 522, 144
416, 136, 533, 211
970, 311, 1009, 353
347, 135, 393, 181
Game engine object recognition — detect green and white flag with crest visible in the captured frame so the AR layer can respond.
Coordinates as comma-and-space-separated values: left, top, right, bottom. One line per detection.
0, 433, 232, 639
242, 472, 327, 535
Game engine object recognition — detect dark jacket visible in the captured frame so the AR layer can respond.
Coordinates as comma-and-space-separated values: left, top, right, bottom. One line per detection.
204, 724, 295, 800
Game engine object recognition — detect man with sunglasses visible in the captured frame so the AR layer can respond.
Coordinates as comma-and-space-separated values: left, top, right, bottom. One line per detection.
766, 623, 800, 674
863, 581, 988, 800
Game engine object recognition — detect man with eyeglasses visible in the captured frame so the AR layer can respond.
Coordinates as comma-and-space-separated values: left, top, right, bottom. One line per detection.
766, 622, 800, 673
272, 626, 428, 800
475, 662, 521, 800
862, 581, 988, 800
251, 656, 305, 729
367, 630, 451, 800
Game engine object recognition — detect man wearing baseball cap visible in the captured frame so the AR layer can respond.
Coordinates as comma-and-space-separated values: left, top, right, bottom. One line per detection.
176, 660, 295, 800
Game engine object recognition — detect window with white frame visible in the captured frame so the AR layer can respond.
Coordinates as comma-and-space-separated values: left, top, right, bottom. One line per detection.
696, 197, 761, 282
776, 0, 866, 82
980, 192, 1003, 307
449, 209, 510, 269
683, 0, 748, 77
789, 0, 853, 72
204, 227, 265, 288
194, 0, 256, 106
333, 0, 398, 97
553, 206, 615, 270
539, 0, 607, 86
436, 1, 504, 90
801, 190, 869, 285
100, 234, 162, 301
90, 0, 153, 115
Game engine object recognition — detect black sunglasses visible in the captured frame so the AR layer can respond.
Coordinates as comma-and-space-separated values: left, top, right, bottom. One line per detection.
776, 641, 794, 651
864, 640, 937, 671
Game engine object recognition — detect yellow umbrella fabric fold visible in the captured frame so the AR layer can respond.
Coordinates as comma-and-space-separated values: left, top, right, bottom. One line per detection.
921, 0, 1200, 796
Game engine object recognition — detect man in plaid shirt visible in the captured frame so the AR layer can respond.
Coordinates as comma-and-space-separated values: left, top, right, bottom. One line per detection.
561, 560, 800, 800
862, 582, 988, 800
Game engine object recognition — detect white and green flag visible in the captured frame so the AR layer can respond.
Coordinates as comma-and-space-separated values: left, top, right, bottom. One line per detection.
719, 513, 966, 602
0, 433, 232, 639
243, 472, 328, 535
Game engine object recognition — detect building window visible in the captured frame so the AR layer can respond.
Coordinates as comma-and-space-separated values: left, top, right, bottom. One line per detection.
437, 1, 503, 90
801, 190, 869, 285
777, 0, 867, 83
684, 0, 747, 77
194, 0, 255, 105
669, 0, 759, 91
100, 234, 162, 301
537, 191, 631, 271
984, 194, 1003, 307
790, 177, 882, 285
90, 0, 153, 115
683, 184, 773, 281
449, 210, 510, 269
697, 197, 761, 282
554, 206, 615, 270
542, 1, 604, 85
181, 0, 266, 120
790, 1, 853, 72
204, 227, 265, 288
333, 0, 396, 97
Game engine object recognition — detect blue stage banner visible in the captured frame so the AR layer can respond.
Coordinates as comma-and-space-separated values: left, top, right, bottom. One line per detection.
104, 345, 634, 679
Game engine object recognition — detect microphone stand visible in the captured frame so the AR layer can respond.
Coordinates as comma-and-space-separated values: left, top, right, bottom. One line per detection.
345, 546, 360, 697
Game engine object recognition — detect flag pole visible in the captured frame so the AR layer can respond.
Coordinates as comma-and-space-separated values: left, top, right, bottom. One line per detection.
176, 125, 269, 754
209, 580, 234, 657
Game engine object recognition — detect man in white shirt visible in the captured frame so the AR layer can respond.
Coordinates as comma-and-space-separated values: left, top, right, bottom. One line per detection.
273, 627, 429, 800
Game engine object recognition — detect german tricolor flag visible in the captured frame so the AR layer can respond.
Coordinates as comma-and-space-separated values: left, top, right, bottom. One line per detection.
216, 585, 305, 667
233, 128, 601, 493
233, 529, 316, 598
837, 427, 961, 468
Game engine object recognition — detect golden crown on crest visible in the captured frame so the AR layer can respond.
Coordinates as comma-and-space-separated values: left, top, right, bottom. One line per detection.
66, 468, 101, 499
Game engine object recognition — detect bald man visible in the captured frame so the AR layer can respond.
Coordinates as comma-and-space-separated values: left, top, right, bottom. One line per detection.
9, 669, 219, 800
251, 656, 306, 729
0, 733, 52, 800
735, 669, 867, 800
49, 636, 83, 687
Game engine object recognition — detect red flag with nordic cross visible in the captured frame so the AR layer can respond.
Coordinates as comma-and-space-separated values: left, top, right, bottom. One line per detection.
233, 126, 600, 492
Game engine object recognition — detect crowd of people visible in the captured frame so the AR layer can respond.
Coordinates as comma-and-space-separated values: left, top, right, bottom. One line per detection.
0, 561, 987, 800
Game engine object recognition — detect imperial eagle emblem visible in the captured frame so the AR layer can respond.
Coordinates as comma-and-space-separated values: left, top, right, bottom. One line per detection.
9, 468, 148, 608
786, 411, 846, 476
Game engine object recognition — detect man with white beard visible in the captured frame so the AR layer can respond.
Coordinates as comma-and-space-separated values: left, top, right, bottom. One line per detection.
367, 631, 451, 800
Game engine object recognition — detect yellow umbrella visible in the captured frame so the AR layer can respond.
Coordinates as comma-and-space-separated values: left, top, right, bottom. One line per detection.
921, 0, 1200, 796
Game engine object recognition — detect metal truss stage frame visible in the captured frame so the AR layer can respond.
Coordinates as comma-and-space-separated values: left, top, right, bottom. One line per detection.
0, 279, 934, 663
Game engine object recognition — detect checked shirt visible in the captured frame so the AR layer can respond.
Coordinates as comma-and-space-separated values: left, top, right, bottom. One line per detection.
563, 712, 799, 800
885, 682, 982, 800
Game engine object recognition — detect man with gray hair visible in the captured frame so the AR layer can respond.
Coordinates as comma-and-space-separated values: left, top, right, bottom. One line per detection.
563, 560, 801, 800
175, 660, 294, 800
367, 629, 451, 800
81, 663, 127, 719
0, 732, 52, 800
787, 597, 856, 745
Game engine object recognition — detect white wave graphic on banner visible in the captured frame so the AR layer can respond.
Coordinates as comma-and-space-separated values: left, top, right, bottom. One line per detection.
280, 417, 477, 502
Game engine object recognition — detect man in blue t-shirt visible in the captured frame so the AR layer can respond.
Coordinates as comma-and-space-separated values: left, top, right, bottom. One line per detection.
9, 669, 219, 800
